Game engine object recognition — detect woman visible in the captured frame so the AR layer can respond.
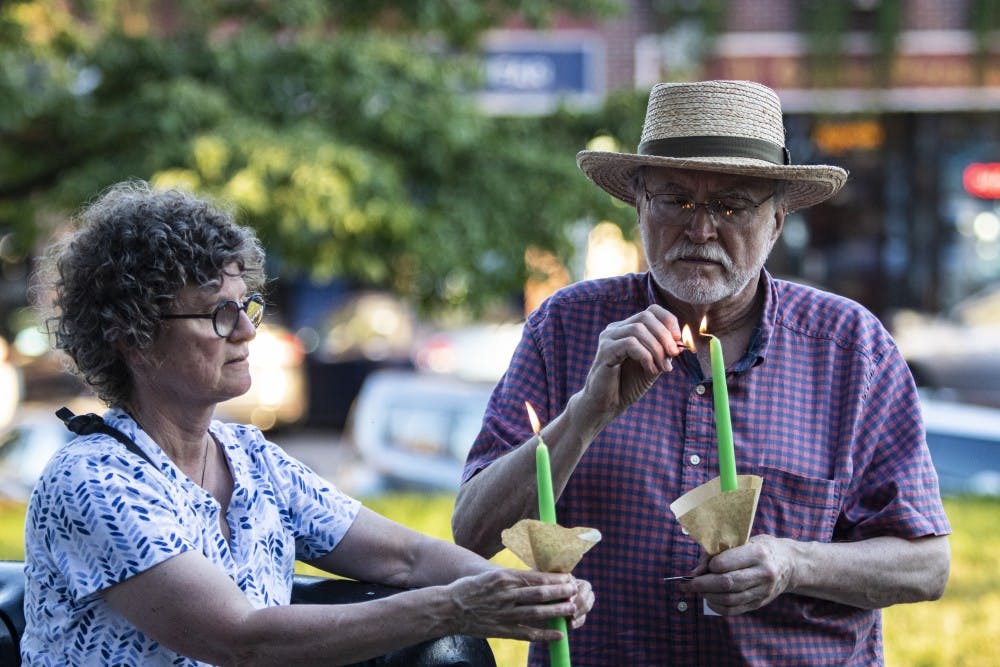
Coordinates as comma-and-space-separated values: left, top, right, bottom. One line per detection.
23, 180, 593, 666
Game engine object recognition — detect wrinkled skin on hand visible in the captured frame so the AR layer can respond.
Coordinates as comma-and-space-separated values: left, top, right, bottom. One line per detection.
681, 535, 795, 616
447, 569, 594, 642
579, 305, 683, 419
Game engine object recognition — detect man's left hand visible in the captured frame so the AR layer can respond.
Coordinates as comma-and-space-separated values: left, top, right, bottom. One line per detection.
681, 535, 796, 615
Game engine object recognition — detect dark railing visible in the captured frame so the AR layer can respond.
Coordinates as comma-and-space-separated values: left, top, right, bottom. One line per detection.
0, 561, 495, 667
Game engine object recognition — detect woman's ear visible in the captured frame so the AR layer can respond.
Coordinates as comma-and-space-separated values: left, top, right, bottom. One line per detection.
116, 337, 156, 373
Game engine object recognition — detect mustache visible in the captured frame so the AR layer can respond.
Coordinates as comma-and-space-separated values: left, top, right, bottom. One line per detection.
664, 242, 733, 270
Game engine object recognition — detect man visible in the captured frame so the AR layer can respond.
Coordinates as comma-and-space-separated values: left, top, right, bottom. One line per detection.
452, 80, 951, 666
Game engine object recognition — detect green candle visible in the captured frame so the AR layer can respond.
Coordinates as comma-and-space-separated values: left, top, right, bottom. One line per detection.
526, 402, 572, 667
536, 441, 558, 524
702, 324, 738, 493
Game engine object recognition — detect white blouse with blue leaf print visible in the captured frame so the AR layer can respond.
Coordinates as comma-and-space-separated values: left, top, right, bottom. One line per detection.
22, 408, 361, 666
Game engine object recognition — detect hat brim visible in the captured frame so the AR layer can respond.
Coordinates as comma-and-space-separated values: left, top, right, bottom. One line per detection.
577, 150, 848, 213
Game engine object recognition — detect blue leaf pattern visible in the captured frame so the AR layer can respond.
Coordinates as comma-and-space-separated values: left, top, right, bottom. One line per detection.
22, 408, 361, 665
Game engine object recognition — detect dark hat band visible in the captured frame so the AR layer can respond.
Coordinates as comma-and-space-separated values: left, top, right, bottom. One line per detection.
638, 136, 790, 166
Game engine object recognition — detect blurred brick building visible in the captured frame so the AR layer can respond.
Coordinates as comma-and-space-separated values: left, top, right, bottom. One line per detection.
483, 0, 1000, 318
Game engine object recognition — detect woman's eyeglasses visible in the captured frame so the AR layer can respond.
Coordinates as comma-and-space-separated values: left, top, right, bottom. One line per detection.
162, 293, 265, 338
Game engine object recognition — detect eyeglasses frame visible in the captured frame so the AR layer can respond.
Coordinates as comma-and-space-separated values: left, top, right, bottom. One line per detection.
161, 293, 265, 338
641, 186, 777, 227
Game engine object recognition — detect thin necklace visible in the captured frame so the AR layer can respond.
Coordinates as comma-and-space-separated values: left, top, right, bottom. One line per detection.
200, 435, 211, 487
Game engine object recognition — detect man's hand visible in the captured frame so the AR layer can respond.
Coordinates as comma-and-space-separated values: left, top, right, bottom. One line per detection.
579, 305, 683, 418
681, 535, 796, 615
454, 304, 685, 559
680, 533, 950, 613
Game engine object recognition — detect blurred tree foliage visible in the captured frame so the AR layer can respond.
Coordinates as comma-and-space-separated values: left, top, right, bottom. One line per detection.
0, 0, 641, 315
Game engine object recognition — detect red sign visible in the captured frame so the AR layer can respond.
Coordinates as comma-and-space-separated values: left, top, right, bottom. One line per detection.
963, 163, 1000, 199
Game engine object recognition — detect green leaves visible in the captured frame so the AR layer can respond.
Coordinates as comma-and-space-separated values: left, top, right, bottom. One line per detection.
1, 0, 635, 315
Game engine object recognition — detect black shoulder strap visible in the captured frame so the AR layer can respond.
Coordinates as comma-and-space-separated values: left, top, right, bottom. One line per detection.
56, 407, 157, 468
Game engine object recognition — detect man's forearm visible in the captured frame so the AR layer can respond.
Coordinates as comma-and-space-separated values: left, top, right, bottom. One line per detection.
789, 534, 950, 608
453, 392, 612, 557
452, 443, 540, 557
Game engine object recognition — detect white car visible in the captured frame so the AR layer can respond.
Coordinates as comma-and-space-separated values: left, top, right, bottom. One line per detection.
892, 283, 1000, 408
346, 366, 1000, 497
921, 394, 1000, 496
0, 336, 21, 433
0, 397, 103, 503
347, 369, 493, 490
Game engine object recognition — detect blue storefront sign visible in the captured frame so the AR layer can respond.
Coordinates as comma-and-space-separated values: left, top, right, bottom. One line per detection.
478, 37, 604, 115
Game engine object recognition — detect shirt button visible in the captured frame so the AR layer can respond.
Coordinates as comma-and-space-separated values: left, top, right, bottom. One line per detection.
677, 601, 689, 612
695, 384, 706, 395
689, 454, 701, 466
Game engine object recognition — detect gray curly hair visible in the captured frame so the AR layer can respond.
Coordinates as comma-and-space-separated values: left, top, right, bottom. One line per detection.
36, 180, 266, 407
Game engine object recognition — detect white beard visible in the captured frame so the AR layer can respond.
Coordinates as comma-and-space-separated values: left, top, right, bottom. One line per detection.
654, 240, 770, 305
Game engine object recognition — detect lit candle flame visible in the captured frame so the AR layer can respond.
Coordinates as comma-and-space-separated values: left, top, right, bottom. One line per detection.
680, 325, 696, 352
699, 315, 710, 337
525, 401, 542, 435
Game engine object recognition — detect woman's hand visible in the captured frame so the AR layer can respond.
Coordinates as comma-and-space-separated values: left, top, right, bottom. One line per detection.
444, 569, 593, 642
568, 577, 594, 629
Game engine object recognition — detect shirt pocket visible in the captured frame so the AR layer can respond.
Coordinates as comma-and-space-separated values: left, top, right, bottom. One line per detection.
751, 465, 844, 543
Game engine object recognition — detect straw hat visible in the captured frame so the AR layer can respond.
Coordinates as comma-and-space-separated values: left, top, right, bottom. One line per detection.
577, 80, 848, 212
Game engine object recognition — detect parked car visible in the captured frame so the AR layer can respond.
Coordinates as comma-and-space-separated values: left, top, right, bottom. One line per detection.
346, 320, 527, 490
921, 394, 1000, 496
0, 336, 21, 433
892, 282, 1000, 408
0, 411, 71, 503
346, 369, 493, 490
347, 366, 1000, 496
0, 398, 103, 503
215, 323, 308, 431
300, 291, 417, 429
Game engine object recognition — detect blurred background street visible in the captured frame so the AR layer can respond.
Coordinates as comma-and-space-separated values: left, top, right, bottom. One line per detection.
2, 3, 1000, 663
3, 0, 1000, 502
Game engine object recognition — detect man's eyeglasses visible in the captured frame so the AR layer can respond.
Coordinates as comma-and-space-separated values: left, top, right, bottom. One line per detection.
162, 293, 265, 338
642, 188, 776, 227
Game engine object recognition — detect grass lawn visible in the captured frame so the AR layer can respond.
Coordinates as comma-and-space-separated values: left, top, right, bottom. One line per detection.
3, 495, 996, 666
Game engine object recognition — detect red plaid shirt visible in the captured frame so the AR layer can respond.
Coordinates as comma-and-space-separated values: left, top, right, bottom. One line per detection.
462, 271, 951, 666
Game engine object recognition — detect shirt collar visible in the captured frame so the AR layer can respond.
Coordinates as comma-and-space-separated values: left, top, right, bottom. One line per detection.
742, 268, 778, 370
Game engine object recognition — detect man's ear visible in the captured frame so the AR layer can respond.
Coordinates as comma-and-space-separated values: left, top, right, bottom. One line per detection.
770, 206, 786, 243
